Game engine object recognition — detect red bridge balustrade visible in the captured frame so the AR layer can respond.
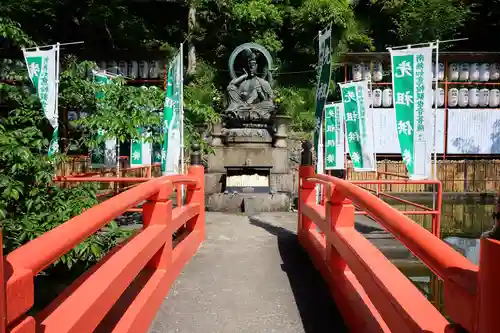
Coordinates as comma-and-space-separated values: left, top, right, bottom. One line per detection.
0, 145, 205, 333
297, 141, 500, 333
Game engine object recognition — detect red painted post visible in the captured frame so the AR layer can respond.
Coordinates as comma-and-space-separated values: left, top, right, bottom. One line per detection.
185, 144, 205, 236
298, 141, 316, 238
477, 194, 500, 332
0, 231, 5, 333
476, 237, 500, 332
139, 180, 174, 269
325, 190, 355, 272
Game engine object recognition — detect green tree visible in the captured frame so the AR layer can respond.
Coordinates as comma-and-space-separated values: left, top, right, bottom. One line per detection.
361, 0, 470, 48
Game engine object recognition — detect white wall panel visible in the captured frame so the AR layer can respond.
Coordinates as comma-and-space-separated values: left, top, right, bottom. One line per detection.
368, 108, 445, 154
447, 109, 500, 154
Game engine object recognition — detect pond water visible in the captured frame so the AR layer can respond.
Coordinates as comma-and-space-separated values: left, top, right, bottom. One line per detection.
384, 197, 495, 314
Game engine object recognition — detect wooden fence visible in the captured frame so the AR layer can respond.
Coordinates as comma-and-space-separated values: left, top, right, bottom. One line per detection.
347, 160, 500, 193
61, 156, 499, 193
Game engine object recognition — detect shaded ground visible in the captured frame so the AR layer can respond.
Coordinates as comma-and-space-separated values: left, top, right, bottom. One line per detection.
148, 212, 347, 333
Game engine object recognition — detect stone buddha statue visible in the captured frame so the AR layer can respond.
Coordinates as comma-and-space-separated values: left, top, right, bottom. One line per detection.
223, 49, 275, 124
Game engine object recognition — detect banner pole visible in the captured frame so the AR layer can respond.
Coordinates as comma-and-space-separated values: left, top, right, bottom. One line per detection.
180, 43, 185, 202
23, 41, 84, 51
369, 77, 379, 194
316, 29, 323, 204
432, 40, 440, 212
389, 38, 468, 50
55, 42, 61, 157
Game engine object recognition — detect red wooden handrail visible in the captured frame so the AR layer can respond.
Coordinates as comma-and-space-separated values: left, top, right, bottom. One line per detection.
308, 174, 474, 280
2, 160, 205, 333
297, 140, 498, 333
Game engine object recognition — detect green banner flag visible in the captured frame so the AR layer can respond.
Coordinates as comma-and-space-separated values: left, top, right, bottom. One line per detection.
313, 25, 332, 167
324, 103, 345, 170
23, 45, 59, 156
162, 51, 182, 175
130, 128, 152, 167
338, 80, 376, 171
389, 46, 433, 179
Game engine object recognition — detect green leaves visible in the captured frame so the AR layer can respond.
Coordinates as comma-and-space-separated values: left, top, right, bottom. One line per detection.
367, 0, 470, 46
75, 78, 164, 147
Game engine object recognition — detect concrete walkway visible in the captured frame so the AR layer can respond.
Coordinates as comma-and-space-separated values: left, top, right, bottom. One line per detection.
148, 212, 347, 333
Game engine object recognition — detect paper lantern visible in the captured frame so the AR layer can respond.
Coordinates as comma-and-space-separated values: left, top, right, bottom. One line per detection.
489, 89, 500, 107
448, 88, 459, 107
479, 88, 490, 107
479, 63, 491, 82
373, 62, 383, 82
470, 63, 480, 81
468, 88, 479, 107
382, 88, 392, 107
352, 64, 362, 81
459, 63, 469, 81
372, 88, 382, 107
448, 63, 459, 81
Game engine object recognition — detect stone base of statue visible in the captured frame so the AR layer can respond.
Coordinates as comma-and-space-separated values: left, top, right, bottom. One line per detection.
205, 114, 293, 213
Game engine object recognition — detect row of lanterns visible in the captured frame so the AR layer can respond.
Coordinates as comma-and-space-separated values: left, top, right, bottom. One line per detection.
369, 88, 500, 108
352, 62, 500, 82
97, 60, 164, 80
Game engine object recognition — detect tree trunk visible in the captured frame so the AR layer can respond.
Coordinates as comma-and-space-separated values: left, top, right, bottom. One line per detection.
187, 3, 197, 75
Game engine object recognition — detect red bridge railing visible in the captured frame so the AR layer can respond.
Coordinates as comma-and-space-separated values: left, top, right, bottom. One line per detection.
297, 142, 500, 333
1, 145, 205, 333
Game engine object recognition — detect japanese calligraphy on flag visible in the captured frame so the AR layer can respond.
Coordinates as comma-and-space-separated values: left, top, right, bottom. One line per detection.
313, 24, 332, 162
389, 46, 433, 179
162, 50, 182, 175
130, 128, 152, 167
23, 46, 59, 156
324, 103, 345, 170
338, 80, 376, 171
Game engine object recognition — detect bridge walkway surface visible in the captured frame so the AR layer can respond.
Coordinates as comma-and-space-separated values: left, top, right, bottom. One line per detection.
148, 212, 347, 333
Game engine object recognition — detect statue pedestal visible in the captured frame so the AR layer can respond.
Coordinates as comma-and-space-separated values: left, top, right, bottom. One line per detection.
204, 122, 294, 213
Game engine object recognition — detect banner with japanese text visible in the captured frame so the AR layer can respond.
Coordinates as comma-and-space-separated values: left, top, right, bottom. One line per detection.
162, 51, 182, 175
23, 46, 59, 156
130, 128, 152, 167
389, 46, 433, 179
324, 103, 345, 170
338, 80, 376, 171
313, 25, 332, 171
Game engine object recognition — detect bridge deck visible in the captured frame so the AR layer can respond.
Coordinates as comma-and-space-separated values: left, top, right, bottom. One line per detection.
148, 212, 347, 333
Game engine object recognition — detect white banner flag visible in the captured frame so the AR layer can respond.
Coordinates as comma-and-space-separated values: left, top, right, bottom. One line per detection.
389, 46, 434, 179
23, 45, 59, 156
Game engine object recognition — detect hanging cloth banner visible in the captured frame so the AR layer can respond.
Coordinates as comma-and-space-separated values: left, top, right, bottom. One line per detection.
23, 45, 59, 156
389, 46, 433, 179
162, 50, 183, 175
338, 80, 376, 171
90, 71, 117, 168
324, 103, 345, 170
313, 24, 332, 170
130, 128, 152, 167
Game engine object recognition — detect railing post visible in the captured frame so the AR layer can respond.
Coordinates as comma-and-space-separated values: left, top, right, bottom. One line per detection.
476, 237, 500, 332
298, 141, 316, 238
325, 188, 355, 271
142, 179, 174, 269
476, 193, 500, 332
0, 230, 5, 333
186, 144, 205, 236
